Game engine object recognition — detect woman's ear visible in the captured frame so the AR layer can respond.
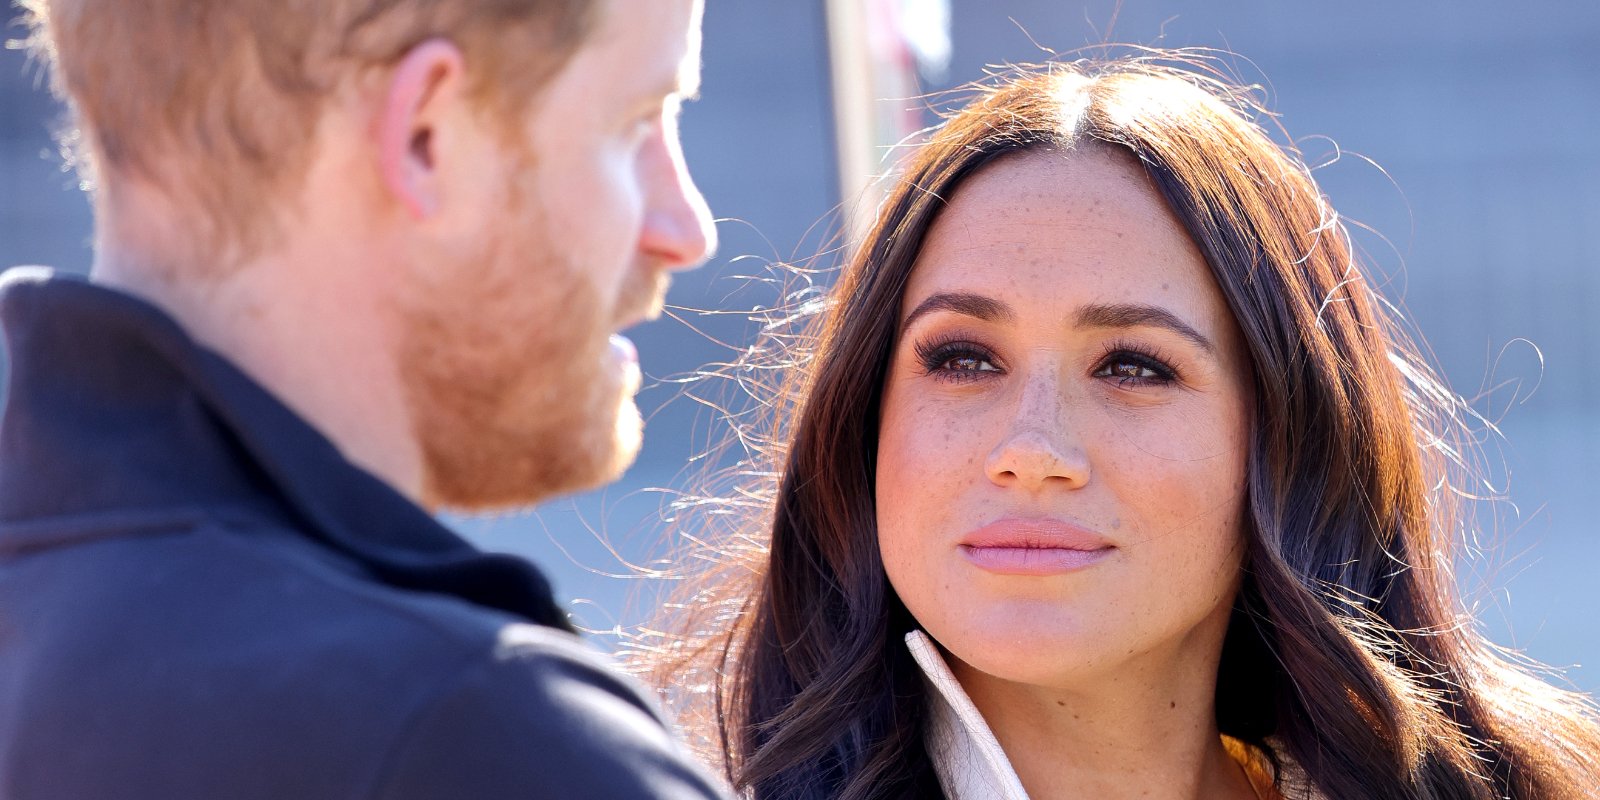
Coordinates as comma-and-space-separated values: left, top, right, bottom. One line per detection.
376, 38, 467, 220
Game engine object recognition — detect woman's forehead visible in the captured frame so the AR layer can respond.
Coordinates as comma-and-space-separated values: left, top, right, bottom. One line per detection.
903, 148, 1223, 322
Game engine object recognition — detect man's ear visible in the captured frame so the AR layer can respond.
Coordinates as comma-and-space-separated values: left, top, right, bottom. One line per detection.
377, 38, 468, 220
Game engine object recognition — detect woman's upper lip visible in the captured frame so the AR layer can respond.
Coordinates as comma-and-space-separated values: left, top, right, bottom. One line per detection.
960, 518, 1114, 551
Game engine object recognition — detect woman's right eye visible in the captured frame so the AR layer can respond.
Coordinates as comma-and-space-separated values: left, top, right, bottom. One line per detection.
913, 340, 1002, 383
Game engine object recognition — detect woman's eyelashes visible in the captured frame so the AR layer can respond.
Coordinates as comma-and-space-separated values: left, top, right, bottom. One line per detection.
914, 336, 1002, 384
1092, 342, 1181, 387
910, 332, 1183, 389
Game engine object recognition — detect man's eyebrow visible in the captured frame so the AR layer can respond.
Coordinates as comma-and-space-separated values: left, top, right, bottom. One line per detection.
1073, 302, 1215, 353
899, 292, 1016, 335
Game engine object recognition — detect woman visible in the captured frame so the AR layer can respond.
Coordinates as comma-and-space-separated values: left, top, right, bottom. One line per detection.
643, 56, 1600, 799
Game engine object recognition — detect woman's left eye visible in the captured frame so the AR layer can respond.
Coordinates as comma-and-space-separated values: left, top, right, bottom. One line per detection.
1092, 351, 1177, 387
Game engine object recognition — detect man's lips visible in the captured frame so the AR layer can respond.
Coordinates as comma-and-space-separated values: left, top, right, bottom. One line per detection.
608, 333, 638, 367
609, 275, 670, 383
610, 294, 665, 371
958, 518, 1114, 575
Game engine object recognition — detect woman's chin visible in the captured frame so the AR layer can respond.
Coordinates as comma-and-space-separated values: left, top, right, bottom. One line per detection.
923, 609, 1121, 689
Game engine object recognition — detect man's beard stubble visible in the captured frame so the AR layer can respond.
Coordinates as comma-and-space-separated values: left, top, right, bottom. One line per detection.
397, 216, 649, 512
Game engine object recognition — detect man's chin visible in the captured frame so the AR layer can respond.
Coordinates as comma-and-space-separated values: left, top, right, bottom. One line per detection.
608, 396, 645, 478
425, 395, 644, 514
563, 396, 645, 499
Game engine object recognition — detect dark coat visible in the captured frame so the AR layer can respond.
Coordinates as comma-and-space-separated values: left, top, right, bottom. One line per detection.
0, 268, 726, 799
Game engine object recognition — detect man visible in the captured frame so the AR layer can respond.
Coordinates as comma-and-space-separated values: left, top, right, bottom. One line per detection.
0, 0, 726, 797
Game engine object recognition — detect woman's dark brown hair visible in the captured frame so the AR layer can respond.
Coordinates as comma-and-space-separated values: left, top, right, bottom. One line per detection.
639, 55, 1600, 799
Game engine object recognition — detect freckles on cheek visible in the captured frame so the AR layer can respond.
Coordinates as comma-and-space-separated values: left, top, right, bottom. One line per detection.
1104, 422, 1248, 546
888, 398, 943, 457
1104, 404, 1230, 465
879, 395, 988, 532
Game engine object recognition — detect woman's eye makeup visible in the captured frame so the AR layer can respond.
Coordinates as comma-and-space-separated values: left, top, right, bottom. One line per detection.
1091, 344, 1180, 387
908, 332, 1184, 389
913, 336, 1002, 383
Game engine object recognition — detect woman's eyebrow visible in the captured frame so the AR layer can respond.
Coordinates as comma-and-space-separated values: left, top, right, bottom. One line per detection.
1074, 302, 1216, 353
899, 291, 1015, 335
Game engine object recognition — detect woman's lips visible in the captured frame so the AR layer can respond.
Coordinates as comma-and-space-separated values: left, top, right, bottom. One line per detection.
959, 518, 1114, 575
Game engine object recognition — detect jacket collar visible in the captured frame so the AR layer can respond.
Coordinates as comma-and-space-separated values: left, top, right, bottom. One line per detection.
0, 267, 571, 632
906, 630, 1033, 800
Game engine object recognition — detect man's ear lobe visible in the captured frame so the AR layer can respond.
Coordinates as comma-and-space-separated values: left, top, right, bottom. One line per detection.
377, 38, 467, 220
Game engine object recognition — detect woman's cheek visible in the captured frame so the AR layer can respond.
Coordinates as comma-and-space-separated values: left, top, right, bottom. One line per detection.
877, 394, 967, 575
1095, 393, 1236, 465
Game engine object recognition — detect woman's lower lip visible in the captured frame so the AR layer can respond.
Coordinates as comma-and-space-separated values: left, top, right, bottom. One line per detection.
959, 545, 1112, 575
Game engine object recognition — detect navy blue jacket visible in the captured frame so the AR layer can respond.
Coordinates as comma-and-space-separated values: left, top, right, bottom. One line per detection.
0, 268, 726, 799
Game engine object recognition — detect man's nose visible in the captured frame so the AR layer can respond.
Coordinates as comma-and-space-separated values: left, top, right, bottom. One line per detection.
639, 123, 717, 271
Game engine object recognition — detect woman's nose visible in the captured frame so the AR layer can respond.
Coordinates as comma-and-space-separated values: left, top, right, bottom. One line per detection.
983, 373, 1090, 490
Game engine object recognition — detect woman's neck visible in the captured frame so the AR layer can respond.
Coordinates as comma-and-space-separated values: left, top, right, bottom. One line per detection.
945, 626, 1260, 799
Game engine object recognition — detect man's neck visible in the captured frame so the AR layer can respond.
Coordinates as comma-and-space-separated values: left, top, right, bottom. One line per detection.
91, 236, 428, 508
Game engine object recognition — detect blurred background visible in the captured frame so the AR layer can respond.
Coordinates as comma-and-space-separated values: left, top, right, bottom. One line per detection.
3, 1, 1596, 692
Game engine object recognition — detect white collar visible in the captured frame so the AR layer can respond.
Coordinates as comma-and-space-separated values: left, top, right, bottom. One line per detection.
905, 629, 1033, 800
